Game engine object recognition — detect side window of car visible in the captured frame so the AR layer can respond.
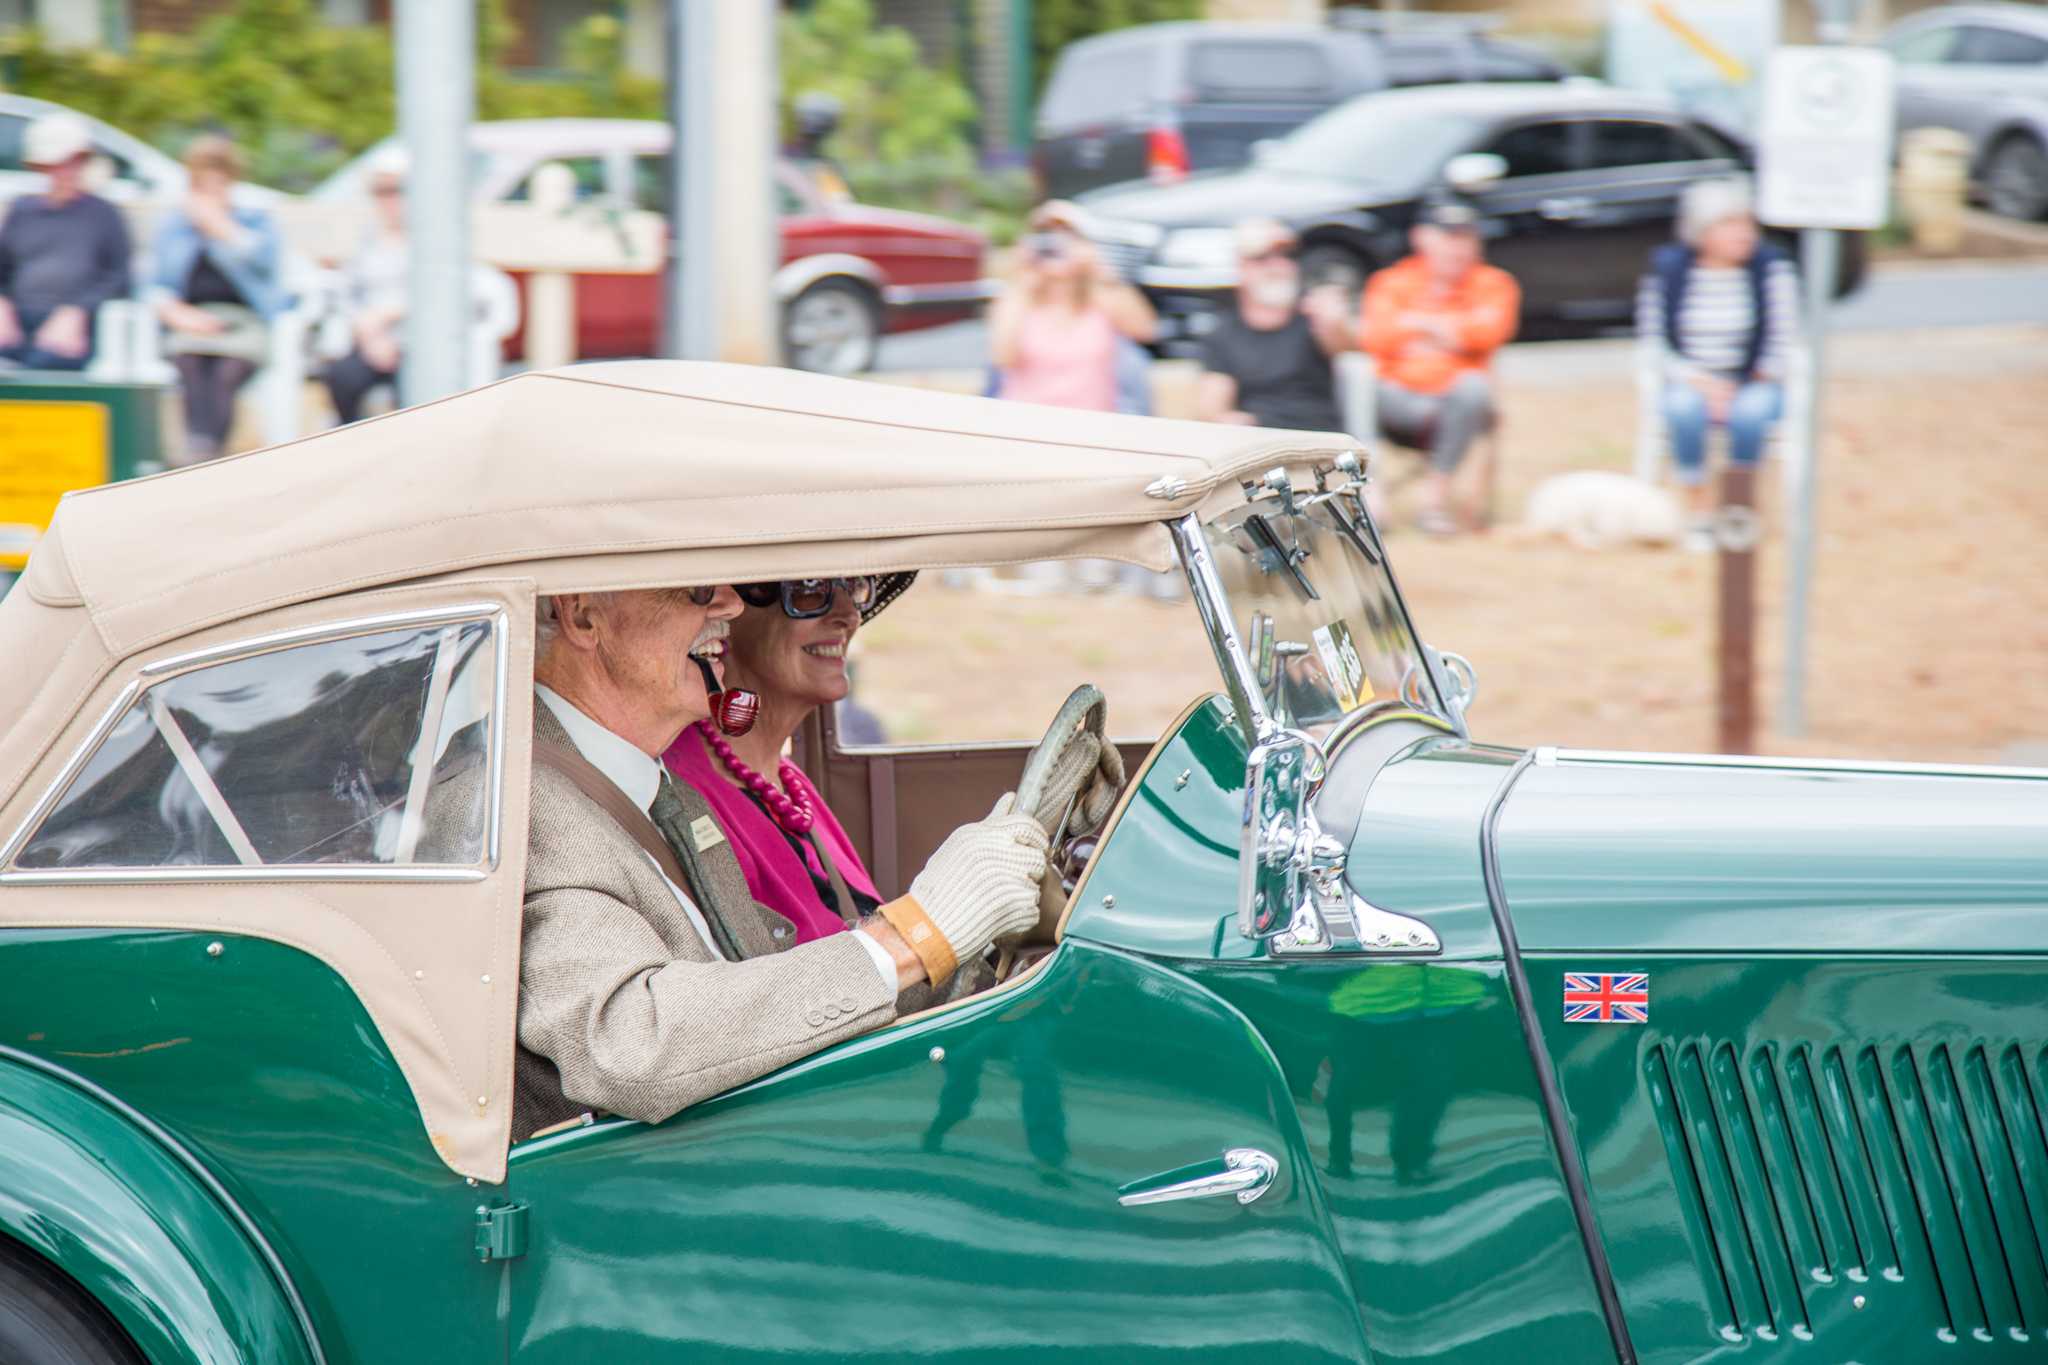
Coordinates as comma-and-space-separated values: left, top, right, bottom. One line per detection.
1585, 119, 1711, 172
1040, 46, 1155, 128
1955, 24, 2048, 65
12, 614, 500, 872
0, 114, 26, 172
1188, 39, 1335, 100
506, 154, 606, 204
1485, 121, 1579, 179
1889, 23, 1962, 65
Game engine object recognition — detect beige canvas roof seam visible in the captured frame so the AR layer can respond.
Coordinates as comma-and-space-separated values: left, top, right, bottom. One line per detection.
533, 369, 1326, 465
80, 486, 1196, 640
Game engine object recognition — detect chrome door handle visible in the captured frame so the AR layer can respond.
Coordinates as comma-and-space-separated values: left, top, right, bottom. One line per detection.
1117, 1147, 1279, 1207
1539, 196, 1593, 221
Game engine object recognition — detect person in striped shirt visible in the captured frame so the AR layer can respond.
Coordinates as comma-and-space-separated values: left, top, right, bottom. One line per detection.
1637, 177, 1801, 550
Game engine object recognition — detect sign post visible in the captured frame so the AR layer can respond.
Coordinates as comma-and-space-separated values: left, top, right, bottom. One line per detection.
1754, 39, 1894, 739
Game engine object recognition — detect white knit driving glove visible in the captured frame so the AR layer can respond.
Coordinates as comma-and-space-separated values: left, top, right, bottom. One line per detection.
885, 794, 1047, 984
1028, 731, 1127, 842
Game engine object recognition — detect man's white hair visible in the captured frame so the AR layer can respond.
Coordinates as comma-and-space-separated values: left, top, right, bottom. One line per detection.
1678, 175, 1754, 248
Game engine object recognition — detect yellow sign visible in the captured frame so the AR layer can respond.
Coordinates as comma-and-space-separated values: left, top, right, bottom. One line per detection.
0, 400, 111, 569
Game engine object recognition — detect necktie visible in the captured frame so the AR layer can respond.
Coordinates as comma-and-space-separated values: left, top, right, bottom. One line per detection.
648, 771, 744, 960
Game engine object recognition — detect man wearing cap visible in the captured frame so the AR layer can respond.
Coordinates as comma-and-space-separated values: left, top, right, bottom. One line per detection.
1359, 198, 1521, 534
1194, 219, 1354, 433
0, 114, 131, 371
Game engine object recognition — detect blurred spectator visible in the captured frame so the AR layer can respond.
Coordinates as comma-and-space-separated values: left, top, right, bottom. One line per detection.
1194, 219, 1353, 432
0, 114, 131, 372
1638, 176, 1798, 551
149, 136, 284, 462
325, 146, 410, 425
990, 201, 1157, 413
1360, 199, 1520, 535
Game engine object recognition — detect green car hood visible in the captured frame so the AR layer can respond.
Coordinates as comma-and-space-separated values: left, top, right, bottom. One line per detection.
1494, 752, 2048, 955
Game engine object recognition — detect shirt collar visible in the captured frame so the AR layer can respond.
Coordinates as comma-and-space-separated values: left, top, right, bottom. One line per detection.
534, 684, 664, 812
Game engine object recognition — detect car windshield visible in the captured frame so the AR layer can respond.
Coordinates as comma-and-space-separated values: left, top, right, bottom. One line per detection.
1201, 488, 1447, 740
1262, 102, 1480, 191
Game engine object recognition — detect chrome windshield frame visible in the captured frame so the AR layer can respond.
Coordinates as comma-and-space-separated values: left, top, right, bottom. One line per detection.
1169, 471, 1466, 747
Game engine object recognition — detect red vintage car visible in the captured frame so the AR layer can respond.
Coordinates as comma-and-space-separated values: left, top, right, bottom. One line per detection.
314, 120, 991, 374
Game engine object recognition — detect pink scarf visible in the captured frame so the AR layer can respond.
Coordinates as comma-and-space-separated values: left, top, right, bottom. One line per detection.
661, 727, 880, 944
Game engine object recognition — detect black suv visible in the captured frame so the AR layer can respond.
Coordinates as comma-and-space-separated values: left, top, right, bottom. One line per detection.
1033, 21, 1567, 200
1068, 83, 1865, 350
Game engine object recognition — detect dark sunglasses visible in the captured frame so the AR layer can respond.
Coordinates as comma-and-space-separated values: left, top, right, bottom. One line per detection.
735, 576, 877, 620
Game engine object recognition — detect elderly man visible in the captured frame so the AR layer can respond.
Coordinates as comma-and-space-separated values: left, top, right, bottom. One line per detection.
1194, 219, 1353, 433
0, 114, 132, 371
444, 586, 1051, 1140
1359, 198, 1520, 534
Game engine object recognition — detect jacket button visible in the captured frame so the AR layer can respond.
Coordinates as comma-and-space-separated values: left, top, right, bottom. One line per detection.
839, 995, 857, 1012
772, 926, 790, 940
804, 1010, 826, 1027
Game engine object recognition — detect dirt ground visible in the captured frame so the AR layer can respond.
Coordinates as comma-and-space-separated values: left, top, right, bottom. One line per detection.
855, 325, 2048, 764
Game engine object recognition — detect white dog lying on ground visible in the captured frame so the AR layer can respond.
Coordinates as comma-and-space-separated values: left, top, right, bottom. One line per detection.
1517, 471, 1684, 550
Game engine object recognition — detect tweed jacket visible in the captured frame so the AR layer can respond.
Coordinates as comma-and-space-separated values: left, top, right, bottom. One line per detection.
431, 702, 900, 1140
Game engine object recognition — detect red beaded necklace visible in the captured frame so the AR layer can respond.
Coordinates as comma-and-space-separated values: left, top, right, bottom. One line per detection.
696, 720, 816, 834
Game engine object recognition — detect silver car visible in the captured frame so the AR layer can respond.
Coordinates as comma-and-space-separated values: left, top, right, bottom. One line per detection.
1886, 3, 2048, 220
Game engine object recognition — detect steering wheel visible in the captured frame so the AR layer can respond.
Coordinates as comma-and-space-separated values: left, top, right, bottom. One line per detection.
1012, 684, 1118, 936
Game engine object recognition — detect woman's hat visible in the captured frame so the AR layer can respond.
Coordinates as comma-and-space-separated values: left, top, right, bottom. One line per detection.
862, 571, 917, 624
1678, 176, 1754, 246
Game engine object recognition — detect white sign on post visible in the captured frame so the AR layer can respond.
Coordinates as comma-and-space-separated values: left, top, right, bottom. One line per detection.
1756, 46, 1896, 230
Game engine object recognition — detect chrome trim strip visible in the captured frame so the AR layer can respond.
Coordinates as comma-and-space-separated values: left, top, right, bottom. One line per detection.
0, 677, 141, 868
1535, 746, 2048, 781
141, 602, 507, 678
1, 866, 488, 887
1171, 513, 1272, 743
881, 277, 998, 308
0, 1041, 330, 1365
146, 692, 262, 866
3, 602, 510, 880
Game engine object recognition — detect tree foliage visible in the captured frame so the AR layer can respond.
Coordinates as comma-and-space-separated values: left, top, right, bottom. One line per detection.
0, 0, 976, 192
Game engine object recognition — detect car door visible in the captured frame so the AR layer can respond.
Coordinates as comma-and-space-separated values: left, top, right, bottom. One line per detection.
1570, 117, 1740, 315
1895, 21, 2048, 145
502, 937, 1369, 1363
1463, 117, 1589, 320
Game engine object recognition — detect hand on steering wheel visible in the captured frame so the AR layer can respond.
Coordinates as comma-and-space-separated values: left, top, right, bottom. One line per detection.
1015, 684, 1125, 849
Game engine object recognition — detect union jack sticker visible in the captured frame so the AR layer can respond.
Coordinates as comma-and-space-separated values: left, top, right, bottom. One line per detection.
1563, 972, 1649, 1024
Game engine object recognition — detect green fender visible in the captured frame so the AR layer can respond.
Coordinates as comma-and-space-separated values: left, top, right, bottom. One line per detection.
0, 1051, 318, 1365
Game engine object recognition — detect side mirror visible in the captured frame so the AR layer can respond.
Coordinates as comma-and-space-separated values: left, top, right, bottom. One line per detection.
1443, 151, 1507, 193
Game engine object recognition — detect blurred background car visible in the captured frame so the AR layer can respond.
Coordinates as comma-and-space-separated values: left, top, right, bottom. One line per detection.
1032, 18, 1567, 201
1885, 2, 2048, 220
1070, 82, 1865, 353
316, 119, 989, 374
0, 92, 284, 211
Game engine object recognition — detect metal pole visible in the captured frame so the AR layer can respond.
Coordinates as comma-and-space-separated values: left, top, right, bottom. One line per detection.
396, 0, 473, 403
1780, 0, 1858, 736
1780, 226, 1837, 737
664, 1, 776, 363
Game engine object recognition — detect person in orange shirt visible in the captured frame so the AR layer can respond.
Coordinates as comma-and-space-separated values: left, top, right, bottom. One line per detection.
1359, 199, 1521, 534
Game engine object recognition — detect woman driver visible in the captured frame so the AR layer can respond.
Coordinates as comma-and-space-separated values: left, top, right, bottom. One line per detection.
662, 574, 1121, 980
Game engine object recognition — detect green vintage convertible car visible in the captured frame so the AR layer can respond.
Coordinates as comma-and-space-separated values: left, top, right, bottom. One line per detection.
0, 362, 2042, 1365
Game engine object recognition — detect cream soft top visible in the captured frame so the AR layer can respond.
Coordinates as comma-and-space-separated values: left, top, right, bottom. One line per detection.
22, 360, 1356, 660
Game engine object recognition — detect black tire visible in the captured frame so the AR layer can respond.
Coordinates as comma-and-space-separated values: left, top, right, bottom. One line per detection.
1297, 243, 1372, 299
0, 1239, 144, 1365
1985, 133, 2048, 221
781, 279, 882, 376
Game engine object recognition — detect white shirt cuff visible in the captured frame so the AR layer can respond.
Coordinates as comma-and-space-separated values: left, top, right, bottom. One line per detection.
852, 926, 899, 993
